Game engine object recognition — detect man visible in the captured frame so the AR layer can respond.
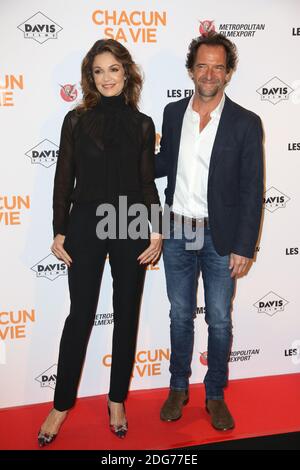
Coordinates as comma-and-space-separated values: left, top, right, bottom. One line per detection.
155, 32, 264, 430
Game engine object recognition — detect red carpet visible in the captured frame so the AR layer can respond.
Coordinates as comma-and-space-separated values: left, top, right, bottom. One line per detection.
1, 374, 300, 450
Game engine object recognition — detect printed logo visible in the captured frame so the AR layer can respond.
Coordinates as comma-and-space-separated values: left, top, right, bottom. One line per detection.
229, 349, 260, 362
284, 347, 300, 357
92, 9, 167, 43
0, 75, 24, 107
94, 313, 114, 326
219, 23, 265, 37
167, 89, 193, 99
199, 20, 265, 38
285, 247, 298, 256
288, 142, 300, 151
0, 195, 30, 226
199, 20, 215, 36
195, 306, 206, 316
264, 187, 290, 212
253, 291, 289, 316
31, 254, 68, 281
17, 12, 63, 44
256, 77, 294, 105
25, 140, 59, 168
199, 351, 208, 366
0, 309, 36, 341
290, 340, 300, 365
35, 365, 57, 389
103, 349, 170, 377
60, 84, 78, 102
200, 349, 260, 366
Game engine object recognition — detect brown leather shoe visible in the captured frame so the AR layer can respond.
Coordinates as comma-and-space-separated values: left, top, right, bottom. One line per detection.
160, 390, 189, 421
206, 399, 235, 431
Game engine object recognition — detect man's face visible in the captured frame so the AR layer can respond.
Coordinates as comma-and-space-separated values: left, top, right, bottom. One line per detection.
190, 44, 231, 99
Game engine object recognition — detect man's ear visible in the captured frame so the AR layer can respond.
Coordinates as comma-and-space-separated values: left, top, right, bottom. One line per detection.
225, 69, 233, 84
188, 70, 194, 81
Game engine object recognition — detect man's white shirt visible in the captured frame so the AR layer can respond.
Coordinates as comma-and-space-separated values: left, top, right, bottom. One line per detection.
172, 93, 225, 219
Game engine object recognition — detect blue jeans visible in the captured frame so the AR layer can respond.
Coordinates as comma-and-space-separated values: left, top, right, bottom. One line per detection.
163, 218, 235, 400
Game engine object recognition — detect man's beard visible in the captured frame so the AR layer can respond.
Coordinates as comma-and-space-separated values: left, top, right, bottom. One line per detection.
196, 79, 222, 98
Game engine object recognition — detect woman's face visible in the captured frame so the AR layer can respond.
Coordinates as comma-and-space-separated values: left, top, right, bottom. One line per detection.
92, 52, 126, 97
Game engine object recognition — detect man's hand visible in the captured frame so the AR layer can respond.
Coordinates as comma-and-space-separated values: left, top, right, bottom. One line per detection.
229, 253, 250, 278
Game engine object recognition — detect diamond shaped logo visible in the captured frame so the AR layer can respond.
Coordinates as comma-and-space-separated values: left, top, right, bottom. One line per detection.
31, 253, 68, 281
35, 365, 57, 390
256, 76, 293, 104
25, 139, 59, 168
264, 187, 290, 212
254, 291, 289, 316
17, 12, 63, 44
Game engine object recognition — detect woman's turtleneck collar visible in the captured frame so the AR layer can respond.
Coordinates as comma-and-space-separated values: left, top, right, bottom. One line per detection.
96, 92, 127, 111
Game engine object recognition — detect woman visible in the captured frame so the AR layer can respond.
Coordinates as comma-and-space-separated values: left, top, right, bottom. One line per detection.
38, 39, 162, 446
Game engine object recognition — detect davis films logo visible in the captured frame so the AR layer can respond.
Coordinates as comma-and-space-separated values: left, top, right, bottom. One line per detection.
35, 365, 57, 390
254, 291, 289, 316
264, 187, 290, 212
18, 12, 63, 44
256, 77, 294, 104
25, 140, 59, 168
31, 254, 68, 281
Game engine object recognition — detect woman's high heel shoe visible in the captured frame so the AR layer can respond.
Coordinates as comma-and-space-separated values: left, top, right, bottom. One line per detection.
37, 409, 67, 448
107, 400, 128, 439
38, 430, 57, 447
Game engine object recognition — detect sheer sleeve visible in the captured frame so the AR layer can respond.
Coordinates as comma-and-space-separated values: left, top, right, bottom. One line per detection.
52, 111, 76, 237
140, 117, 162, 234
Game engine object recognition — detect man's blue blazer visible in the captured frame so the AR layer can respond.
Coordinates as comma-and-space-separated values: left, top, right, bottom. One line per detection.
155, 94, 264, 258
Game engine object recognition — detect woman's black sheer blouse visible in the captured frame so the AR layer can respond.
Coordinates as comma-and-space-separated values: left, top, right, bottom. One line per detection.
52, 93, 162, 237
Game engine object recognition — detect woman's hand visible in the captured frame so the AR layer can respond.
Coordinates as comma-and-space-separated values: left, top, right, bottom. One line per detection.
137, 232, 163, 265
51, 234, 72, 268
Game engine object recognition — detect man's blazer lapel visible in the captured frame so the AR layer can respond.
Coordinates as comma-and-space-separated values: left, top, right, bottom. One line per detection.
171, 98, 189, 178
208, 95, 236, 180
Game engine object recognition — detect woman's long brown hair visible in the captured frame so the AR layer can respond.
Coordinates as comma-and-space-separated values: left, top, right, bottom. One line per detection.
76, 39, 143, 112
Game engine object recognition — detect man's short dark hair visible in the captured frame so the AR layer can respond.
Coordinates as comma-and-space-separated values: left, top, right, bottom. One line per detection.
186, 32, 238, 72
